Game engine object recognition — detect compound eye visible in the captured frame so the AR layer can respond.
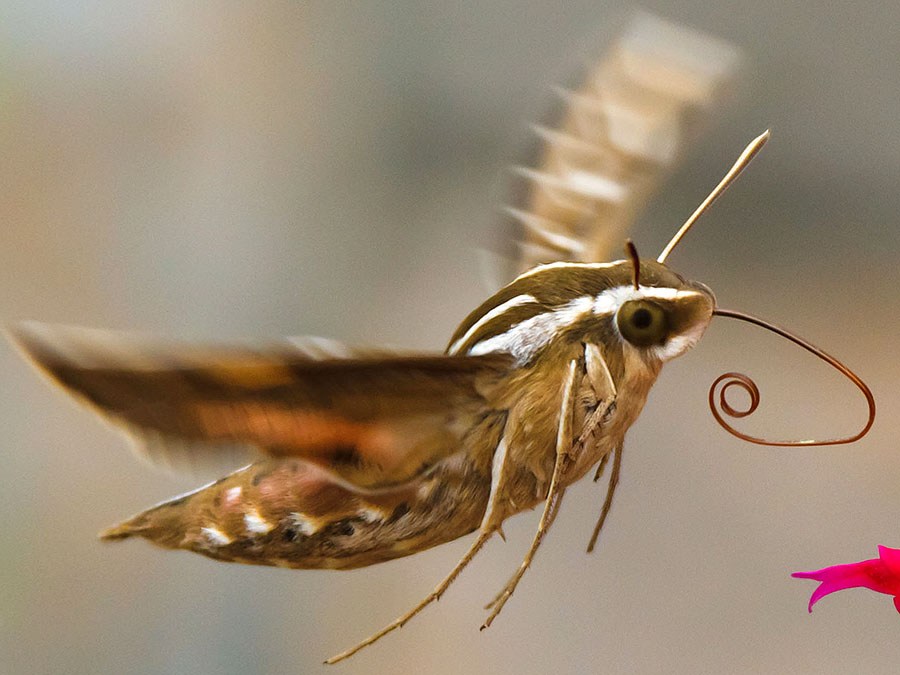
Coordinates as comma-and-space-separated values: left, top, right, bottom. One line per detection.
616, 300, 668, 346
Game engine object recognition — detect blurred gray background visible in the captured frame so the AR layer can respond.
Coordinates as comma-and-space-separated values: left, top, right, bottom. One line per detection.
2, 2, 900, 674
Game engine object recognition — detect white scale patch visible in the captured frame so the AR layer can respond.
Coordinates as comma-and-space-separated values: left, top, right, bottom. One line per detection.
468, 295, 594, 362
357, 506, 386, 523
243, 508, 273, 535
649, 328, 708, 362
448, 293, 537, 354
290, 512, 321, 536
201, 526, 231, 546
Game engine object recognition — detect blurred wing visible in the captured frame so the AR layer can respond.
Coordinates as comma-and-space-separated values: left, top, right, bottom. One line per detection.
500, 12, 741, 276
10, 322, 511, 490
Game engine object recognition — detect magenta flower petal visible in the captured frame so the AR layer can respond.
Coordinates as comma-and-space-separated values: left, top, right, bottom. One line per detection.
793, 546, 900, 613
878, 546, 900, 576
792, 563, 877, 611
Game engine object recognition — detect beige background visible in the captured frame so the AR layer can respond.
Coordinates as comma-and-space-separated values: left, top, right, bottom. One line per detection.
2, 2, 900, 674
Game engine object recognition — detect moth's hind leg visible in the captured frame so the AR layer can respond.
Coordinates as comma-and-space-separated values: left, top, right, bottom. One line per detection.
325, 413, 515, 663
480, 451, 569, 629
480, 359, 579, 629
325, 530, 494, 665
482, 491, 564, 611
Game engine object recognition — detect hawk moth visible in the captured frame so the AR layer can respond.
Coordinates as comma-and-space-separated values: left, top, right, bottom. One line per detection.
8, 15, 872, 665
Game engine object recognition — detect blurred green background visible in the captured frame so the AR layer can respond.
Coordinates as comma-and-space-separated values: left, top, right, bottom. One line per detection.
2, 2, 900, 674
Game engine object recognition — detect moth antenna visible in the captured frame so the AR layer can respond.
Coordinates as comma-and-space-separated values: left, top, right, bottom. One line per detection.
709, 308, 875, 446
625, 239, 640, 290
657, 130, 770, 264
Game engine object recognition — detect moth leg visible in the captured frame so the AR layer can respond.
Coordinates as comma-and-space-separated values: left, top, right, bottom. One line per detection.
482, 487, 565, 611
480, 447, 569, 628
480, 359, 579, 629
586, 441, 623, 553
592, 449, 611, 482
325, 530, 493, 665
326, 410, 520, 663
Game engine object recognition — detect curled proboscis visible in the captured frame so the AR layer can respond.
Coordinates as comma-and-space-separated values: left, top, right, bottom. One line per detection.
709, 309, 875, 447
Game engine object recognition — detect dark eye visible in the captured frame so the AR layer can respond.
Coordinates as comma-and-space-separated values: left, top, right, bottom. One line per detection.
616, 300, 668, 346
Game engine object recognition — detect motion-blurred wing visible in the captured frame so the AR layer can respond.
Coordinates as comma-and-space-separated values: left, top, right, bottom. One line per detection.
10, 322, 511, 490
501, 12, 740, 276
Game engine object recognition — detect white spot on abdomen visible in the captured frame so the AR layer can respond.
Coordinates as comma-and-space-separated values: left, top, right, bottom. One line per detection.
243, 508, 273, 535
357, 506, 386, 523
224, 486, 242, 505
201, 526, 231, 546
290, 512, 321, 536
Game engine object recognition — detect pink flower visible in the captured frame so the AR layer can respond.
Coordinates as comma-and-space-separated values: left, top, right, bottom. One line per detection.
793, 546, 900, 613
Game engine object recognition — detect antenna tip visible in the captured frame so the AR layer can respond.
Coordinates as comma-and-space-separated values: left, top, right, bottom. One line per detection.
656, 129, 770, 264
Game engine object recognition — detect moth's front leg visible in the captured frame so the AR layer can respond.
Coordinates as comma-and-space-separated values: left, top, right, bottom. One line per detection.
586, 440, 623, 552
480, 357, 581, 629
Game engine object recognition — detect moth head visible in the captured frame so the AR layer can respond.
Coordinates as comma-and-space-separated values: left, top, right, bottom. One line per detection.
601, 257, 715, 364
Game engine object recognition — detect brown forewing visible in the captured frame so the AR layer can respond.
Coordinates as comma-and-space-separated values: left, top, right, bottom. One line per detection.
10, 322, 512, 489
